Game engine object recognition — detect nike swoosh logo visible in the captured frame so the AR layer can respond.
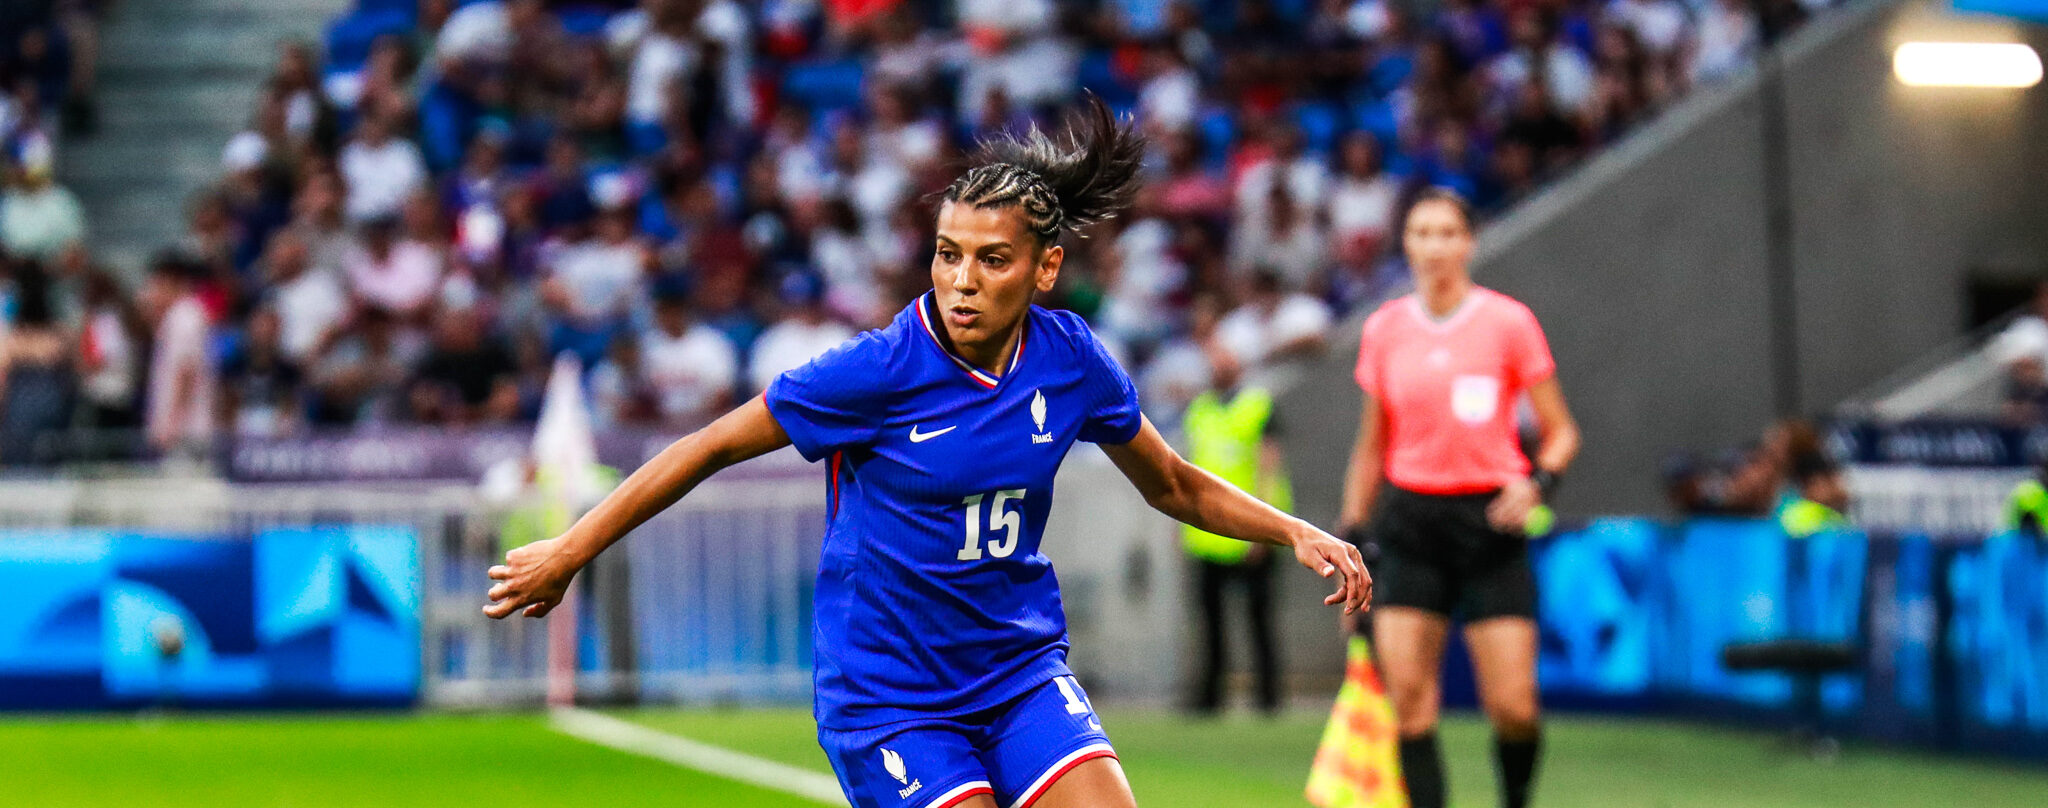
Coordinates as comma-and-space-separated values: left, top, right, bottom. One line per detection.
908, 425, 957, 443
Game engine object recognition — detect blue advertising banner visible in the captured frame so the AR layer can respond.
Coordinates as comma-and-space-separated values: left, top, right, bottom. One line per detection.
1534, 518, 2047, 755
0, 527, 420, 709
1948, 532, 2048, 733
1953, 0, 2048, 24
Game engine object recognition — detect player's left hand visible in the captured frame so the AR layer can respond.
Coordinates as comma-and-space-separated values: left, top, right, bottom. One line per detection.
1487, 477, 1541, 535
1294, 530, 1371, 614
484, 536, 583, 619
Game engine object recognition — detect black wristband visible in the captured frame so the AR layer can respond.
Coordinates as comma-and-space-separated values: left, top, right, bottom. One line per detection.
1530, 469, 1561, 501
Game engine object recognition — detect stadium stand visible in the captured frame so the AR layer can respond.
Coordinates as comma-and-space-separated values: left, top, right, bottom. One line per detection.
3, 0, 1847, 465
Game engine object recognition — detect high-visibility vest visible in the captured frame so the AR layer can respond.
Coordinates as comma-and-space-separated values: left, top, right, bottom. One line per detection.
1779, 497, 1847, 539
2007, 478, 2048, 533
1181, 387, 1291, 563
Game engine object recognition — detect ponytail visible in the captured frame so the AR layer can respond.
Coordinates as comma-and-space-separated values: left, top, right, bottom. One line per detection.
942, 94, 1146, 245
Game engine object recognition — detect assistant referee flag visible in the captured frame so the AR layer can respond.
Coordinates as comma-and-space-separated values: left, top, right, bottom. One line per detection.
1306, 636, 1408, 808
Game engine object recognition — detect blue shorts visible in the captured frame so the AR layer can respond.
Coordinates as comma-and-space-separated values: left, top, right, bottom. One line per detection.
819, 675, 1117, 808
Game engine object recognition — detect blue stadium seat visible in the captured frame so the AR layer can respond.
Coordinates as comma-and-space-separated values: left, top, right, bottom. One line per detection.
353, 0, 418, 23
556, 6, 616, 38
1197, 107, 1235, 169
1353, 98, 1398, 149
781, 60, 865, 114
325, 9, 414, 72
626, 120, 668, 158
1293, 101, 1344, 155
1076, 51, 1138, 109
1366, 53, 1414, 99
417, 81, 477, 172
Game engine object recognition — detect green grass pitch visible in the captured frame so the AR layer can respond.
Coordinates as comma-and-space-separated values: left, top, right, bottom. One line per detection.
5, 708, 2043, 806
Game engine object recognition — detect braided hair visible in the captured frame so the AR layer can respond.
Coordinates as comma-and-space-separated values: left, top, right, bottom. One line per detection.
941, 94, 1146, 248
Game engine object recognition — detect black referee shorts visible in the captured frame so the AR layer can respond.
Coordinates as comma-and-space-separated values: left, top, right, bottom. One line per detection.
1359, 484, 1537, 622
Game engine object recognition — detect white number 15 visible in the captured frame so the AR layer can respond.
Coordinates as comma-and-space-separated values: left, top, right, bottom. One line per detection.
957, 488, 1025, 561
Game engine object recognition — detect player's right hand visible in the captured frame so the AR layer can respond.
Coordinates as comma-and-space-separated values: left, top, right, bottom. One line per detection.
485, 536, 581, 619
1293, 529, 1372, 615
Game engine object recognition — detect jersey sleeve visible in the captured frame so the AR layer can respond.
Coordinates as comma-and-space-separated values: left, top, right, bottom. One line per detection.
1504, 301, 1557, 389
1065, 313, 1144, 445
1353, 312, 1384, 398
763, 332, 890, 462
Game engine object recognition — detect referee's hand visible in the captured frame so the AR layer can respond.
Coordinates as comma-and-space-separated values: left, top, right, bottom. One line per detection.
1293, 529, 1372, 615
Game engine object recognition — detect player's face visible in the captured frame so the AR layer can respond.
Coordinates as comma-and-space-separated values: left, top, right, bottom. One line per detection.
931, 201, 1062, 351
1403, 199, 1474, 283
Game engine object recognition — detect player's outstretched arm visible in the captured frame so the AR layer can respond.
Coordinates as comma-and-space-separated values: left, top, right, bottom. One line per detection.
1101, 415, 1371, 614
485, 394, 792, 619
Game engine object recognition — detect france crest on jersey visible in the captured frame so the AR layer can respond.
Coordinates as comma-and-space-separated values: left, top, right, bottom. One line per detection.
764, 292, 1143, 730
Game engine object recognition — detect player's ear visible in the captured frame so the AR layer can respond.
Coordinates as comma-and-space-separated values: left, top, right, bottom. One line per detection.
1035, 244, 1062, 294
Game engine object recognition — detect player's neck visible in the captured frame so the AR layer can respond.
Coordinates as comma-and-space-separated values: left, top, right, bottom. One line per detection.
952, 322, 1024, 378
1417, 275, 1474, 320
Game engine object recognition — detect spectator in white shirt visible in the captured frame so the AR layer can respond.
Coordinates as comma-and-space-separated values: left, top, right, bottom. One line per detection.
1217, 269, 1334, 373
262, 232, 348, 364
748, 272, 854, 394
1490, 9, 1599, 119
1606, 0, 1691, 61
616, 0, 753, 131
955, 0, 1079, 123
344, 216, 444, 320
1991, 282, 2048, 370
1326, 132, 1401, 259
141, 257, 219, 454
541, 206, 648, 367
825, 121, 910, 236
864, 84, 943, 175
432, 0, 515, 68
337, 109, 426, 223
1137, 39, 1200, 135
1689, 0, 1758, 84
1231, 182, 1330, 290
641, 286, 737, 426
1235, 126, 1330, 227
0, 149, 85, 261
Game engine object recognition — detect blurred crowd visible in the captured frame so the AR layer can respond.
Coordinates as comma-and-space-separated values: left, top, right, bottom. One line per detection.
1, 1, 97, 266
0, 0, 1841, 464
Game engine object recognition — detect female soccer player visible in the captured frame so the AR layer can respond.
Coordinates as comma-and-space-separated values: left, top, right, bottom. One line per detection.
484, 98, 1371, 808
1336, 188, 1580, 808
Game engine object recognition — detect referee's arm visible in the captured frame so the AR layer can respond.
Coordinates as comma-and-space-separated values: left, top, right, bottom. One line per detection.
1524, 378, 1582, 477
1337, 393, 1389, 537
1486, 377, 1582, 531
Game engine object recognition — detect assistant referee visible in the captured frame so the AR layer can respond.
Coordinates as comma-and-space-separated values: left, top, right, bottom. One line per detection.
1337, 188, 1581, 808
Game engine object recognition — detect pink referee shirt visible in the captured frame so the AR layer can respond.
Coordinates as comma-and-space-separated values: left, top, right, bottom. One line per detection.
1355, 287, 1556, 495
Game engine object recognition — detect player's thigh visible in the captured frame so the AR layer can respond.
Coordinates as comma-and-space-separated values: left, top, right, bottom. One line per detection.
1463, 616, 1541, 733
1372, 606, 1451, 728
1028, 755, 1138, 808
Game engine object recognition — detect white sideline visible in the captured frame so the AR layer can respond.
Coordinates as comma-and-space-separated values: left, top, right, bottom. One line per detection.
549, 707, 850, 806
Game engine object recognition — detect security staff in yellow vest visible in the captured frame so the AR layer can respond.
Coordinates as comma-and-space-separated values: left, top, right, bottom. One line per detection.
2005, 462, 2048, 536
1778, 456, 1849, 539
1183, 341, 1291, 714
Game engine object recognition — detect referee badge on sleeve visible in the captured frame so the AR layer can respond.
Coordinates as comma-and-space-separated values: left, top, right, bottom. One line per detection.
1451, 375, 1500, 424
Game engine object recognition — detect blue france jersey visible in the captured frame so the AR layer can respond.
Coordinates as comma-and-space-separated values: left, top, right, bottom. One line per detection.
764, 293, 1142, 730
